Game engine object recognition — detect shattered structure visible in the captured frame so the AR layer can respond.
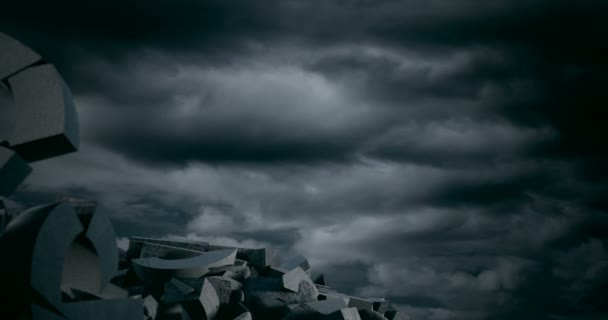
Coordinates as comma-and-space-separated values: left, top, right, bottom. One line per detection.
0, 33, 412, 319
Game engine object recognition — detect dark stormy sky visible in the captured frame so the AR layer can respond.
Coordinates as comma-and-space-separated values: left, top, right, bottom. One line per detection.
2, 1, 608, 319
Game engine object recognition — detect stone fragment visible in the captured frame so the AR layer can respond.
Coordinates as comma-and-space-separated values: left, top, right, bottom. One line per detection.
282, 267, 310, 293
7, 63, 79, 162
208, 265, 251, 281
143, 295, 159, 320
0, 32, 41, 79
244, 277, 319, 318
207, 276, 235, 305
129, 237, 272, 268
132, 249, 237, 291
371, 299, 389, 314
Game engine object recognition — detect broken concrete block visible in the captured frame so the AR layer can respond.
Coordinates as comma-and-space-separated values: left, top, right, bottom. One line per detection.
143, 295, 159, 320
130, 237, 273, 269
0, 202, 85, 316
348, 297, 374, 311
371, 299, 389, 314
208, 265, 251, 281
282, 298, 350, 319
196, 278, 221, 320
162, 278, 198, 304
0, 32, 42, 79
132, 249, 237, 290
139, 241, 205, 259
282, 267, 311, 293
62, 199, 119, 299
207, 276, 235, 305
7, 63, 79, 162
245, 277, 319, 317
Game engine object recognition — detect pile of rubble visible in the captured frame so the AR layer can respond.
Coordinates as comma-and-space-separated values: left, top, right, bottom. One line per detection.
117, 236, 410, 320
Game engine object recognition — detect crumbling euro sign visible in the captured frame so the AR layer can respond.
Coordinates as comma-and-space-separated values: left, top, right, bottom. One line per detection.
0, 34, 147, 320
0, 32, 79, 196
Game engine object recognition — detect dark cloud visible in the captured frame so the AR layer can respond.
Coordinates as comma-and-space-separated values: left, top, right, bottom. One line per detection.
3, 1, 608, 319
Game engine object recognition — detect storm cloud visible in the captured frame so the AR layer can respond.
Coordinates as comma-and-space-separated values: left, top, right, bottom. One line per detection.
2, 1, 608, 319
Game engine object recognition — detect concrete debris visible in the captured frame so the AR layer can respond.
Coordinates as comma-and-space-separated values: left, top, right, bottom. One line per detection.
0, 32, 412, 320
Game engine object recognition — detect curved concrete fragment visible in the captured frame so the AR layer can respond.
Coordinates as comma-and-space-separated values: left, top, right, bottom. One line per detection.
7, 64, 79, 161
0, 202, 84, 314
129, 237, 272, 268
0, 201, 143, 319
140, 241, 205, 259
0, 32, 41, 79
182, 278, 220, 320
0, 33, 79, 197
132, 249, 237, 290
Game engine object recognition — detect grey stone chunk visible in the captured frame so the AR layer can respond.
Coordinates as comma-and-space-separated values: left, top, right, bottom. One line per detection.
0, 202, 84, 314
348, 297, 374, 311
197, 278, 221, 320
162, 278, 199, 304
208, 265, 251, 281
60, 200, 121, 299
0, 32, 41, 79
384, 310, 410, 320
282, 267, 311, 292
143, 295, 159, 320
325, 307, 362, 320
132, 249, 237, 290
171, 278, 196, 295
128, 237, 209, 258
358, 309, 388, 320
0, 146, 31, 196
371, 299, 390, 314
7, 63, 79, 162
230, 290, 245, 305
130, 237, 272, 268
245, 277, 319, 317
207, 276, 235, 305
140, 241, 205, 259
